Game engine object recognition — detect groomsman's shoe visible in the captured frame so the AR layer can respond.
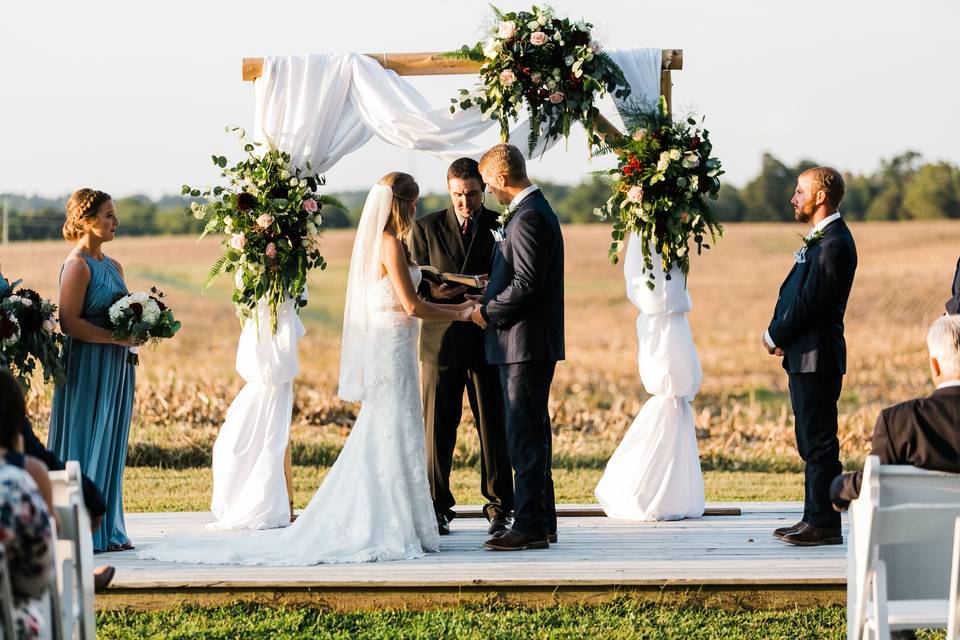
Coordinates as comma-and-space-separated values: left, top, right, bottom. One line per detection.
780, 523, 842, 546
488, 515, 511, 535
484, 529, 549, 551
436, 514, 451, 536
773, 521, 805, 540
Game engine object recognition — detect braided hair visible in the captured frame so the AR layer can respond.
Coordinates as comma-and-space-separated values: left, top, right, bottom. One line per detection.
63, 188, 111, 241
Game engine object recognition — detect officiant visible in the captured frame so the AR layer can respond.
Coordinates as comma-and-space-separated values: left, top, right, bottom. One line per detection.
407, 158, 514, 536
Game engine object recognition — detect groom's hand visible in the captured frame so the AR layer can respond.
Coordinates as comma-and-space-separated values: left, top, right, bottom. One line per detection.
761, 333, 775, 355
470, 305, 487, 328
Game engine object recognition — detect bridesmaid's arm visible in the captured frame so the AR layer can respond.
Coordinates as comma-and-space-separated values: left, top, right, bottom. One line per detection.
58, 259, 130, 345
382, 234, 472, 322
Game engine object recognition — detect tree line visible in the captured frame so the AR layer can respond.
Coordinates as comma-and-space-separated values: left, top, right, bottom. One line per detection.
2, 151, 958, 241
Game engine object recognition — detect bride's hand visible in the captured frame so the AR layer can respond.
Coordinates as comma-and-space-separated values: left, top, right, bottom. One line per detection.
457, 305, 476, 322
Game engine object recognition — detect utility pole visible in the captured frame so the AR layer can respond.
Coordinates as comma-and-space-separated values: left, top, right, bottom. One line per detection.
1, 198, 7, 245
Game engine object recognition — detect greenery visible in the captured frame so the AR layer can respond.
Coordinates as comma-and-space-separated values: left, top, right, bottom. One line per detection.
0, 279, 64, 389
716, 150, 960, 222
3, 151, 959, 242
187, 128, 344, 332
446, 4, 629, 154
95, 600, 866, 639
594, 97, 724, 280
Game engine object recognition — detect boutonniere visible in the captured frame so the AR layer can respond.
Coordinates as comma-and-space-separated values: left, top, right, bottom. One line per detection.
793, 229, 826, 264
496, 204, 515, 228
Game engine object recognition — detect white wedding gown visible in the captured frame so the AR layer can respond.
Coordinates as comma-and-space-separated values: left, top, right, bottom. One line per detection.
140, 266, 440, 565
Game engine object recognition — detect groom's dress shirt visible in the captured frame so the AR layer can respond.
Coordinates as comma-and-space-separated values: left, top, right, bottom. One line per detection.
830, 381, 960, 509
507, 184, 541, 212
765, 212, 856, 374
764, 212, 842, 350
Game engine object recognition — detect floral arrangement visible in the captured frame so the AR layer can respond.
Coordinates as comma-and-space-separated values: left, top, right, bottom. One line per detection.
0, 278, 65, 390
594, 97, 725, 289
186, 128, 342, 333
446, 4, 630, 154
108, 287, 181, 365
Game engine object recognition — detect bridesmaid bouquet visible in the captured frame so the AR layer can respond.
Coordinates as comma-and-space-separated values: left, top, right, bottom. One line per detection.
108, 287, 181, 365
0, 279, 66, 390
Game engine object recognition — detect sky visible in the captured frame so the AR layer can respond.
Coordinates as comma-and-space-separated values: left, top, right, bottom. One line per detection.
2, 0, 959, 199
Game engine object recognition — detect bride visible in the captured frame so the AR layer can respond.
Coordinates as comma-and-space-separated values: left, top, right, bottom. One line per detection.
141, 172, 475, 565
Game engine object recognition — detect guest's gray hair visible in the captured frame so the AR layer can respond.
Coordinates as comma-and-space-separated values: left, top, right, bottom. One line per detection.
927, 314, 960, 376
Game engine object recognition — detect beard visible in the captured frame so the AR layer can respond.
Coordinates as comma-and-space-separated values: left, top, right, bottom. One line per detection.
794, 198, 816, 223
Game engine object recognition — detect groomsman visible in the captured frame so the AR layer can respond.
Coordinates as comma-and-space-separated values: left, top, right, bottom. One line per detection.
763, 167, 857, 546
407, 158, 514, 536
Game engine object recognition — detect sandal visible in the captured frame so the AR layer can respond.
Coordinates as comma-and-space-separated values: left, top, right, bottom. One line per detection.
120, 542, 135, 551
290, 500, 297, 523
105, 544, 124, 553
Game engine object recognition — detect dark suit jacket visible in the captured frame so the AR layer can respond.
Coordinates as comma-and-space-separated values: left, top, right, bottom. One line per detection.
946, 258, 960, 315
767, 217, 857, 374
831, 385, 960, 508
408, 206, 499, 367
481, 189, 565, 365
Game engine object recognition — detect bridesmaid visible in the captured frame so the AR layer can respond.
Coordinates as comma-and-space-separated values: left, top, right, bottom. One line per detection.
47, 189, 142, 552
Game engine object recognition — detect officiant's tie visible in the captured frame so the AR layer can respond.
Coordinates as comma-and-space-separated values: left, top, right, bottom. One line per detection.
460, 217, 471, 239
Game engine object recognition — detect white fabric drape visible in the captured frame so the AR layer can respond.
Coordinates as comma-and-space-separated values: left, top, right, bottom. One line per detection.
594, 234, 706, 521
209, 47, 663, 529
208, 298, 305, 530
252, 49, 663, 168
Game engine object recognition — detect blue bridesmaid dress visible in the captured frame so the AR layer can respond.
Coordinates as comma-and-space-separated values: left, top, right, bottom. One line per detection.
47, 252, 135, 552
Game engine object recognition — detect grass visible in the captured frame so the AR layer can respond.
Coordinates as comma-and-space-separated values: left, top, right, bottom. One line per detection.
96, 600, 857, 640
124, 467, 802, 512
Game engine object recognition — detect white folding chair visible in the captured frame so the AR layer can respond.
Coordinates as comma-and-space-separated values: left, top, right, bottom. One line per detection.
47, 462, 95, 640
847, 456, 960, 639
0, 543, 16, 640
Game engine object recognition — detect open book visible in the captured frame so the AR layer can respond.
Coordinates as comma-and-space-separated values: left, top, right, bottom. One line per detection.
419, 265, 483, 290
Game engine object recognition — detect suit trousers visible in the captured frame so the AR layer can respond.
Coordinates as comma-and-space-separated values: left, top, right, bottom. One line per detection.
421, 362, 513, 520
499, 360, 557, 537
788, 371, 843, 529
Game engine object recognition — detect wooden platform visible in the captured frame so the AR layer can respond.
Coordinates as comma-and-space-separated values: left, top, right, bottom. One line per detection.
96, 502, 847, 611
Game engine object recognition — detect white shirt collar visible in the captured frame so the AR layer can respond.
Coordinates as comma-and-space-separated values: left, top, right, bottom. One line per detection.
509, 184, 540, 211
810, 211, 842, 236
936, 380, 960, 390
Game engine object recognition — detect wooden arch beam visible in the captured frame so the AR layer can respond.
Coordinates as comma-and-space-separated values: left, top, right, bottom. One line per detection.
241, 49, 682, 143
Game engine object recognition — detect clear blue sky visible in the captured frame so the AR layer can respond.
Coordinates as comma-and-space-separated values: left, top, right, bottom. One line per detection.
2, 0, 958, 198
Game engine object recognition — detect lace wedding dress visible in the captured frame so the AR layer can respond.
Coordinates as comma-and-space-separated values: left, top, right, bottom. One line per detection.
140, 185, 439, 565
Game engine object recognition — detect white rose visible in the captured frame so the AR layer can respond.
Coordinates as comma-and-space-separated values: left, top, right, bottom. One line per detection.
527, 20, 539, 30
497, 20, 516, 39
482, 37, 502, 59
313, 214, 323, 226
669, 149, 682, 161
299, 178, 308, 188
289, 178, 298, 187
280, 170, 290, 180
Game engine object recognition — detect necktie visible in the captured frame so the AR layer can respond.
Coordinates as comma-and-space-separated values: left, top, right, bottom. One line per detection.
460, 217, 471, 239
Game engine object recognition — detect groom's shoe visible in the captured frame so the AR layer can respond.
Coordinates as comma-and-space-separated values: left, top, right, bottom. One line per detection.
484, 529, 549, 551
780, 523, 842, 546
436, 514, 451, 536
547, 532, 558, 544
488, 515, 511, 535
773, 521, 805, 540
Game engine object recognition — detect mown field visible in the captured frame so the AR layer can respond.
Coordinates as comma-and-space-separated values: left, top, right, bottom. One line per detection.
5, 221, 957, 482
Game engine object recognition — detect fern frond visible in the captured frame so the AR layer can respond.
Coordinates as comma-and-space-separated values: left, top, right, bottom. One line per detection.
318, 194, 346, 211
203, 254, 229, 292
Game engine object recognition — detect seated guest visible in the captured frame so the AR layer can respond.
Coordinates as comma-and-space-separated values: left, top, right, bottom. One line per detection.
947, 257, 960, 315
831, 314, 960, 510
0, 369, 53, 639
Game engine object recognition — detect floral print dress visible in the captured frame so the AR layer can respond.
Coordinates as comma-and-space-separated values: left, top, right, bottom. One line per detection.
0, 462, 52, 639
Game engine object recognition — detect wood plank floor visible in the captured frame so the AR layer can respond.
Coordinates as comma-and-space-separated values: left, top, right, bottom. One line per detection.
96, 502, 848, 611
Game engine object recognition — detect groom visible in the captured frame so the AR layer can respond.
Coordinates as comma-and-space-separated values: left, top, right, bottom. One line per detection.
764, 166, 857, 546
471, 143, 564, 551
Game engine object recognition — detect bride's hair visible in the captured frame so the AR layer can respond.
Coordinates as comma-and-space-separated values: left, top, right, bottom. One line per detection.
378, 172, 419, 239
